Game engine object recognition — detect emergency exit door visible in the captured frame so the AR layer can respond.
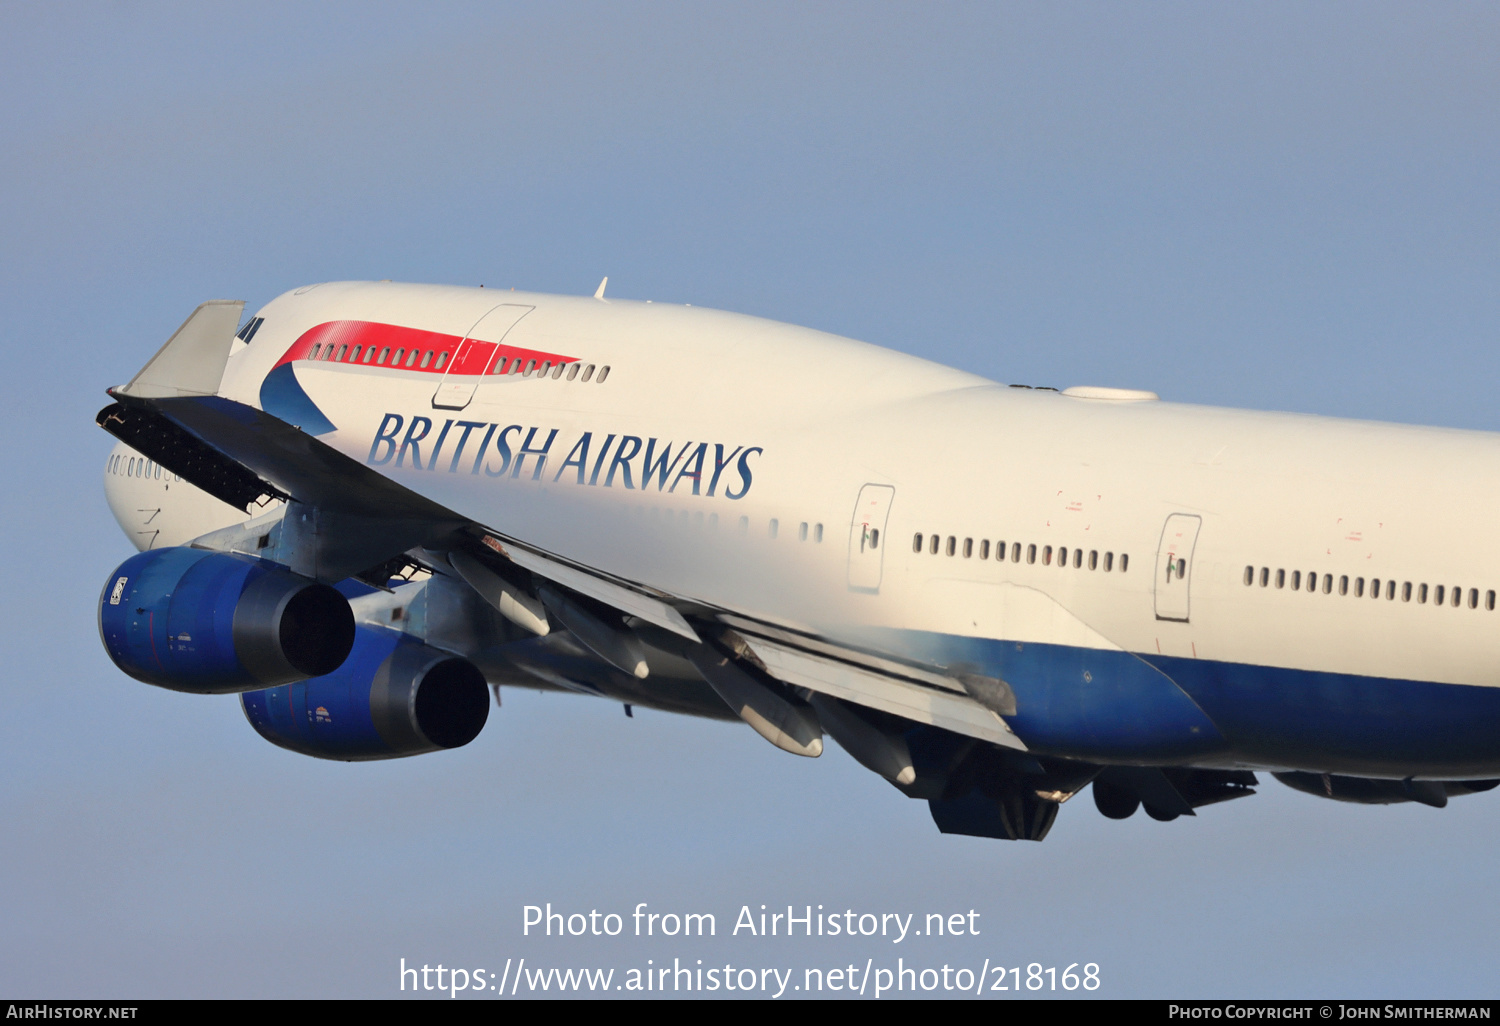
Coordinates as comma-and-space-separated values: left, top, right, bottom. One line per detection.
847, 484, 896, 591
432, 303, 534, 410
1154, 513, 1202, 622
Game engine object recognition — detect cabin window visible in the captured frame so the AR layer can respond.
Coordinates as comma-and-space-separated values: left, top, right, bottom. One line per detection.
1489, 590, 1496, 611
1354, 577, 1364, 597
1435, 585, 1445, 606
1104, 552, 1114, 572
930, 535, 939, 555
815, 523, 823, 543
1451, 586, 1461, 608
436, 352, 450, 370
1073, 548, 1082, 568
1057, 546, 1067, 567
1120, 554, 1129, 572
1419, 583, 1429, 604
524, 359, 537, 375
963, 538, 973, 558
377, 347, 390, 364
1323, 574, 1333, 594
493, 358, 509, 375
979, 540, 990, 560
1042, 545, 1053, 566
552, 363, 565, 379
1387, 580, 1396, 600
1011, 542, 1021, 563
798, 522, 808, 542
913, 533, 923, 553
309, 344, 322, 359
391, 348, 405, 366
597, 366, 611, 382
332, 345, 346, 361
995, 541, 1007, 561
946, 536, 956, 557
538, 361, 551, 376
870, 529, 879, 549
581, 364, 595, 381
323, 345, 336, 360
1260, 567, 1269, 587
1244, 566, 1253, 586
1027, 544, 1037, 565
1470, 588, 1479, 609
416, 350, 431, 369
1090, 551, 1099, 571
1403, 582, 1413, 602
405, 349, 419, 367
567, 363, 580, 380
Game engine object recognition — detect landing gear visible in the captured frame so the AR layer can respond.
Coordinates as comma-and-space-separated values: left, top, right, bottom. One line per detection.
929, 783, 1061, 841
1092, 778, 1140, 820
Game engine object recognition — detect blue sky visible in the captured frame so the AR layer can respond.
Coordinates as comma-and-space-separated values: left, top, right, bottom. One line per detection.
2, 2, 1498, 998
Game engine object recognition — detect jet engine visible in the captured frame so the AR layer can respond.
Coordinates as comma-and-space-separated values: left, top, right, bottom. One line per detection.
98, 547, 355, 693
240, 626, 489, 761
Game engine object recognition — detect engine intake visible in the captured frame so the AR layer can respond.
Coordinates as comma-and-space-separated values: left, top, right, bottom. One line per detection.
98, 547, 355, 693
241, 627, 489, 760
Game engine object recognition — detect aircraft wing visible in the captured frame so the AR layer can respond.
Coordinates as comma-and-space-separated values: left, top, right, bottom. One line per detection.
98, 382, 1027, 756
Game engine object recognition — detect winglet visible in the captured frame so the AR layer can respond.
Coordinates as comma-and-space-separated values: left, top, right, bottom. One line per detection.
119, 300, 245, 398
593, 276, 608, 300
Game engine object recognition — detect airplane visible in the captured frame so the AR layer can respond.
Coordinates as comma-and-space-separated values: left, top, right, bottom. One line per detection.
96, 279, 1500, 842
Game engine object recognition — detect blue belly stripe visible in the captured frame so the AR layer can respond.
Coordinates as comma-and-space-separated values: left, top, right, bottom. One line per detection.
870, 627, 1500, 776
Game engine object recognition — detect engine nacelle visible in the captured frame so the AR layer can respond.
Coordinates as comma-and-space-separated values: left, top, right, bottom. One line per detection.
240, 626, 489, 761
99, 547, 355, 694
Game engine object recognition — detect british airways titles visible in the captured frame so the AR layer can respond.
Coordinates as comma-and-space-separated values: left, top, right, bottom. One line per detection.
367, 413, 763, 499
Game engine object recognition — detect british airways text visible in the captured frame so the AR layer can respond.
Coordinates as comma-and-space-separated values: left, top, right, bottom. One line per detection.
367, 413, 762, 499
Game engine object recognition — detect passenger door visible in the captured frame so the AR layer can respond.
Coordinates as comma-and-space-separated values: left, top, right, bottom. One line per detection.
432, 304, 534, 410
847, 484, 896, 592
1154, 513, 1202, 622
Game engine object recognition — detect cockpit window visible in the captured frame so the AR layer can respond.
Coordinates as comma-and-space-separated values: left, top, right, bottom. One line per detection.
235, 317, 265, 344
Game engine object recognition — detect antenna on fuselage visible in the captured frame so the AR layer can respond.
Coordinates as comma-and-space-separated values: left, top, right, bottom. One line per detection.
593, 276, 608, 300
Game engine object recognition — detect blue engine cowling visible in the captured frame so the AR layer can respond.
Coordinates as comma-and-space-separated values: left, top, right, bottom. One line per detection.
240, 626, 489, 761
98, 547, 356, 694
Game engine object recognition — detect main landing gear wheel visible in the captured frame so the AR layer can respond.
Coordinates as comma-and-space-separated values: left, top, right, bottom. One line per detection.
1092, 778, 1140, 820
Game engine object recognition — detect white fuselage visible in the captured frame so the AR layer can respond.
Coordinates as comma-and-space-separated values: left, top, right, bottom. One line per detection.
104, 281, 1500, 776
